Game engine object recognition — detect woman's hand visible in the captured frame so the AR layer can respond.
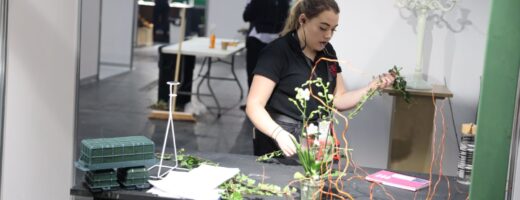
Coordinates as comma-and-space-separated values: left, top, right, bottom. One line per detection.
274, 129, 297, 157
369, 73, 395, 90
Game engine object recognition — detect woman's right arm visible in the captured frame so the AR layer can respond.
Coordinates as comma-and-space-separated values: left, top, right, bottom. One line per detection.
246, 75, 296, 156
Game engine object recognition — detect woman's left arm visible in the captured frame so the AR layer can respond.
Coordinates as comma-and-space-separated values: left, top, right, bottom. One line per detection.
333, 73, 395, 111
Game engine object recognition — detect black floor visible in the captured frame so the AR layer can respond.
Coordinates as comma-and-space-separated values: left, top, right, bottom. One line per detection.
76, 45, 254, 159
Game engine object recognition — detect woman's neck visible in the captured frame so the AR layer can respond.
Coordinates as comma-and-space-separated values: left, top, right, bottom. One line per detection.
297, 28, 317, 60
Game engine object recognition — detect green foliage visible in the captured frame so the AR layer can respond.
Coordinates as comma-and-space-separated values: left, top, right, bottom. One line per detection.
348, 65, 411, 119
255, 150, 283, 162
219, 173, 296, 199
173, 149, 295, 198
388, 65, 411, 103
149, 100, 169, 111
347, 87, 380, 119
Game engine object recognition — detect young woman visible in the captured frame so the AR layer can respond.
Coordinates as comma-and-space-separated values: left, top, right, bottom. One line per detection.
246, 0, 395, 157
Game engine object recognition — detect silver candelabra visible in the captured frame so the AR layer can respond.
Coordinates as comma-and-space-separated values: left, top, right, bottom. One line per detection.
396, 0, 458, 89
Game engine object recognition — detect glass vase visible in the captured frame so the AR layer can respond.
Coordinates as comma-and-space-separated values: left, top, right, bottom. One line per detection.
300, 179, 323, 200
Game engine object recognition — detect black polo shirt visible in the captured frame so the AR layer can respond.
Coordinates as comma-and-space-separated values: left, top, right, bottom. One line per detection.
253, 31, 342, 121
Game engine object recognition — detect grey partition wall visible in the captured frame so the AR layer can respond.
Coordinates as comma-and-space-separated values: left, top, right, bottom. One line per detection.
79, 0, 101, 82
99, 0, 136, 79
2, 0, 78, 199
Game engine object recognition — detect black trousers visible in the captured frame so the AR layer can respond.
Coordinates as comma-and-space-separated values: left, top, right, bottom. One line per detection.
246, 37, 268, 89
153, 0, 170, 43
157, 46, 195, 110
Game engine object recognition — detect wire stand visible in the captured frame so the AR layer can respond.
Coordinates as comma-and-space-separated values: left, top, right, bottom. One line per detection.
148, 81, 186, 179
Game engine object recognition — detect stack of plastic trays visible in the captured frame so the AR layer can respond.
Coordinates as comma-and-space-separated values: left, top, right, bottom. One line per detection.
117, 167, 151, 189
85, 169, 119, 192
75, 136, 156, 191
76, 136, 156, 171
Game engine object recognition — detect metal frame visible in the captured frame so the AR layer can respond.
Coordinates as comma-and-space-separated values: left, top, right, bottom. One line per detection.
506, 67, 520, 200
193, 55, 243, 117
0, 0, 7, 195
73, 0, 83, 188
96, 0, 102, 81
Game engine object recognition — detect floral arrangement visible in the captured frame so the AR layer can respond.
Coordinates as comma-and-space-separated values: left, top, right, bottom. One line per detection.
288, 78, 338, 181
256, 58, 411, 199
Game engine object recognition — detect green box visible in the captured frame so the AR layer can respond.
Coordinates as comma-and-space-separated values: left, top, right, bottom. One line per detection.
76, 136, 156, 171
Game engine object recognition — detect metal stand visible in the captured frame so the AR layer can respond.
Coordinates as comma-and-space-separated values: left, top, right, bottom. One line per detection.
147, 82, 185, 179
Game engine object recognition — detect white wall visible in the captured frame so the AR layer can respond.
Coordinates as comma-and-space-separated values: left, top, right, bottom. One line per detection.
333, 0, 491, 175
207, 0, 248, 40
1, 0, 78, 199
80, 0, 100, 80
99, 0, 134, 65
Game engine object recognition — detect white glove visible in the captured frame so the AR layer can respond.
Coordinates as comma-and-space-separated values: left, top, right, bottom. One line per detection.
274, 129, 297, 157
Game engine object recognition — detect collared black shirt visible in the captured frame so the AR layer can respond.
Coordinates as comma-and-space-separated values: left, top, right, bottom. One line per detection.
253, 31, 342, 121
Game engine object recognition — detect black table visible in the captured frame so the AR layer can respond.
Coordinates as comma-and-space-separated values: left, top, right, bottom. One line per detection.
70, 152, 469, 199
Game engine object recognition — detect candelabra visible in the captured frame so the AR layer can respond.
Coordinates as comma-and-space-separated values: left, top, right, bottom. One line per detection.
396, 0, 458, 89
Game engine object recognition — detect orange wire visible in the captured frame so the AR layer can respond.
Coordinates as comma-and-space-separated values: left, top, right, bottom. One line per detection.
369, 182, 376, 200
426, 90, 438, 200
445, 175, 451, 200
432, 100, 448, 197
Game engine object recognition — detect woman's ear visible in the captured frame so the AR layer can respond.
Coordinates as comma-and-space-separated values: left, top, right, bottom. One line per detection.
298, 14, 307, 25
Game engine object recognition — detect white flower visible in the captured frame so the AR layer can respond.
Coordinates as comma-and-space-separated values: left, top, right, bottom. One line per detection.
318, 120, 331, 137
295, 88, 303, 100
313, 139, 320, 146
306, 123, 318, 135
328, 94, 334, 100
296, 88, 310, 101
302, 88, 310, 101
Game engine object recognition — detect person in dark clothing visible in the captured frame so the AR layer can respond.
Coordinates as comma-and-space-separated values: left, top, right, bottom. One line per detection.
245, 0, 395, 156
153, 0, 170, 43
243, 0, 291, 90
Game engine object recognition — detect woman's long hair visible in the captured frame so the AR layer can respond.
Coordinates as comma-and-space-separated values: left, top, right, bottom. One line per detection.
280, 0, 340, 36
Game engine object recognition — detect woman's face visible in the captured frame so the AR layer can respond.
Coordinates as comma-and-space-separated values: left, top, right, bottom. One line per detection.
299, 10, 339, 52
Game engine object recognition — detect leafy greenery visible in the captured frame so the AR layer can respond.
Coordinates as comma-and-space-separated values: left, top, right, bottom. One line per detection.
219, 173, 296, 199
172, 149, 295, 199
347, 87, 380, 119
388, 65, 411, 103
255, 150, 283, 162
149, 100, 169, 111
347, 65, 411, 119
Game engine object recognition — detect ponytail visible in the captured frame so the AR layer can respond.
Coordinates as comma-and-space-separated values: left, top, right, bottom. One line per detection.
280, 0, 340, 36
281, 0, 304, 36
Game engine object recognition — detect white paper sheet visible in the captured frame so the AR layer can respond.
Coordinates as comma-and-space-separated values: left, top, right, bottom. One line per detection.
147, 164, 239, 199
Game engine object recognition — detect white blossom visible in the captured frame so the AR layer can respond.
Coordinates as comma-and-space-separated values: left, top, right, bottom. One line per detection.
306, 123, 318, 135
313, 139, 320, 147
302, 88, 310, 101
318, 120, 330, 137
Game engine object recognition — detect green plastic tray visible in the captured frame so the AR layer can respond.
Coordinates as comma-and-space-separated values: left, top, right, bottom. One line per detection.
75, 136, 156, 171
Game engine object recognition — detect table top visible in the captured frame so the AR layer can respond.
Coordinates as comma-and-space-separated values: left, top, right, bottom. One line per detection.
71, 152, 469, 200
161, 37, 245, 59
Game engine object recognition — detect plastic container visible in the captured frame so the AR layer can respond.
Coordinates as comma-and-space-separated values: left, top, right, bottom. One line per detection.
75, 136, 156, 171
457, 133, 475, 185
209, 33, 216, 49
118, 166, 150, 189
85, 169, 119, 191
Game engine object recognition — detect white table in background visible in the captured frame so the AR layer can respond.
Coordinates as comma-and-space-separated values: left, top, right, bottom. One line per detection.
161, 37, 245, 117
